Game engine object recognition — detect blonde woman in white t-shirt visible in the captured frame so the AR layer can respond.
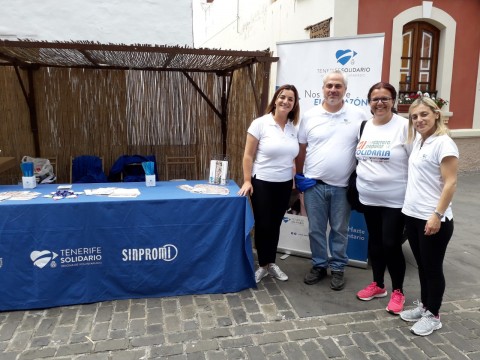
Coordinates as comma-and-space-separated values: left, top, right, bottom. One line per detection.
400, 97, 458, 336
238, 84, 300, 284
355, 82, 410, 315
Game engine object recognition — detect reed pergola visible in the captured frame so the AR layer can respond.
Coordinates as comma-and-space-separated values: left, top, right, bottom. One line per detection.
0, 39, 278, 184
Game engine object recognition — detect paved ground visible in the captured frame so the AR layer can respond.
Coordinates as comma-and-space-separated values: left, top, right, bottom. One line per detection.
1, 172, 479, 360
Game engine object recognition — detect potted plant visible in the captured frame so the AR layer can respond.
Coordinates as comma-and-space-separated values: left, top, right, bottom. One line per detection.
433, 97, 449, 109
397, 93, 420, 113
397, 91, 448, 112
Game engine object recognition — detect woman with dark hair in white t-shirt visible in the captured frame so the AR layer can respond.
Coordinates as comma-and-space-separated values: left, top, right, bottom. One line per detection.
237, 84, 300, 284
400, 97, 458, 336
355, 82, 410, 315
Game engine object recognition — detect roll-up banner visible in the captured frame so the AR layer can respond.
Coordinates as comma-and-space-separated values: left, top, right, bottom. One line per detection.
276, 34, 385, 268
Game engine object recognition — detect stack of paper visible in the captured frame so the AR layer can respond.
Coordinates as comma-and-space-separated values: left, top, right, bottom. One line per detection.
108, 188, 141, 197
178, 184, 229, 196
0, 191, 41, 201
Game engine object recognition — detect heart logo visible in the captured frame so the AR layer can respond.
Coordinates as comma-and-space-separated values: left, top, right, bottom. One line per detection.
30, 250, 58, 268
336, 49, 358, 65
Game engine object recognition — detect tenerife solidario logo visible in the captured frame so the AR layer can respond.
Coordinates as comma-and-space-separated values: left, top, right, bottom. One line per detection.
336, 49, 358, 65
31, 250, 58, 268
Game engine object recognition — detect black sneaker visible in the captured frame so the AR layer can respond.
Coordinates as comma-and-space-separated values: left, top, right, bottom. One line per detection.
304, 267, 327, 285
330, 270, 345, 291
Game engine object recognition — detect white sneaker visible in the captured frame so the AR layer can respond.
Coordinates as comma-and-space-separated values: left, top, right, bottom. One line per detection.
400, 300, 426, 322
410, 310, 442, 336
255, 267, 268, 283
268, 263, 288, 281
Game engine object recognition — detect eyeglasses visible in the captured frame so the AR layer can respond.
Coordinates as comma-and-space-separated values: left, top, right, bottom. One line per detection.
325, 83, 344, 89
370, 97, 392, 104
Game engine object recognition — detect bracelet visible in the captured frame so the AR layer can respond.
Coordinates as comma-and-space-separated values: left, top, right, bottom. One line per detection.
434, 211, 444, 220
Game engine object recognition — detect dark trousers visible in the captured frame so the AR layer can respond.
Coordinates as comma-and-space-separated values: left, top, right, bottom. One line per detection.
405, 215, 454, 316
250, 177, 293, 267
363, 205, 406, 291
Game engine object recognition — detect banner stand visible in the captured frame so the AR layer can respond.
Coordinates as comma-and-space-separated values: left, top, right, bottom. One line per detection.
278, 211, 369, 269
275, 34, 384, 267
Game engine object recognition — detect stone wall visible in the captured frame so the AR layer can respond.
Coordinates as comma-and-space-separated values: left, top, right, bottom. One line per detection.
454, 136, 480, 173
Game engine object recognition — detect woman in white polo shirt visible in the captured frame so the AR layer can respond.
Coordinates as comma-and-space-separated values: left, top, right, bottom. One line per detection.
238, 84, 300, 283
400, 97, 458, 336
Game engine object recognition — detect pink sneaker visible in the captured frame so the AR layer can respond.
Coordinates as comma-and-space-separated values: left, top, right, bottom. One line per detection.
357, 282, 388, 301
386, 289, 405, 315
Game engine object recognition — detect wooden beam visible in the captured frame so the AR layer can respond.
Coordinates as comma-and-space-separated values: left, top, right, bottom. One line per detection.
182, 71, 222, 119
26, 68, 41, 156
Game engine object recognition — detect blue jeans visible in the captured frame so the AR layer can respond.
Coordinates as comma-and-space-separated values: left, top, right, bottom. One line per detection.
304, 183, 350, 271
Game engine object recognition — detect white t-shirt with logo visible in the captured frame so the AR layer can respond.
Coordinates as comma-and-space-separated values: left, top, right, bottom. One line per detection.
356, 114, 410, 208
248, 113, 299, 182
298, 103, 368, 187
402, 134, 459, 221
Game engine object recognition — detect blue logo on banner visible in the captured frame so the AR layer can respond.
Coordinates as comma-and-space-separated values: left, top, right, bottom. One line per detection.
336, 49, 358, 65
31, 250, 58, 268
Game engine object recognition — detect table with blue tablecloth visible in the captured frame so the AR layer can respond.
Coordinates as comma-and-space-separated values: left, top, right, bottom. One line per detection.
0, 181, 255, 311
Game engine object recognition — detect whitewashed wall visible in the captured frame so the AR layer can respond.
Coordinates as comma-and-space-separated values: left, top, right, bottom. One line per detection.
194, 0, 358, 51
0, 0, 193, 46
194, 0, 358, 97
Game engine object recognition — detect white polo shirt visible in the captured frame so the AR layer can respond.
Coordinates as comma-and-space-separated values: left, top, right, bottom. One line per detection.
356, 114, 410, 208
298, 103, 369, 187
402, 134, 459, 221
248, 113, 299, 182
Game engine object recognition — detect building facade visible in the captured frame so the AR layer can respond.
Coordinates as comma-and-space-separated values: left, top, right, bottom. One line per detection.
195, 0, 480, 171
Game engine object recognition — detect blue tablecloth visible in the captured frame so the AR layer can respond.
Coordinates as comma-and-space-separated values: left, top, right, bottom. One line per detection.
0, 181, 255, 311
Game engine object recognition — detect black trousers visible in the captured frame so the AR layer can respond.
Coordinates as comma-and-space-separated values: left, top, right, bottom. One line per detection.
363, 205, 406, 291
405, 215, 454, 316
250, 177, 293, 267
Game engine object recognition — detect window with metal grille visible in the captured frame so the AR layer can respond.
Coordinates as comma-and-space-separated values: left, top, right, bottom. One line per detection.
399, 21, 439, 97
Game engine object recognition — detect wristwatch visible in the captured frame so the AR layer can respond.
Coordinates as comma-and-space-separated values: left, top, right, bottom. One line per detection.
434, 210, 444, 220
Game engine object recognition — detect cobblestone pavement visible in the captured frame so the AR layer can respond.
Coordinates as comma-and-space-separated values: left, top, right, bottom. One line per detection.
1, 172, 479, 360
0, 283, 479, 360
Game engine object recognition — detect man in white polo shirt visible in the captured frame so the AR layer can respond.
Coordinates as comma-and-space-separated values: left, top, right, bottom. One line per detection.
295, 70, 368, 290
